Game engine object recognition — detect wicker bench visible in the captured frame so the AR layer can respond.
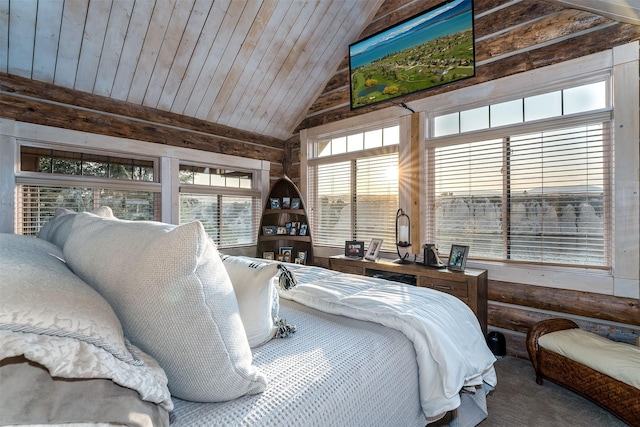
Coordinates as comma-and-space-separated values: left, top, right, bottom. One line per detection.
527, 318, 640, 427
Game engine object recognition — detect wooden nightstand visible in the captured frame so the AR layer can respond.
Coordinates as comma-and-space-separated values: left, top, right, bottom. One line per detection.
329, 255, 488, 334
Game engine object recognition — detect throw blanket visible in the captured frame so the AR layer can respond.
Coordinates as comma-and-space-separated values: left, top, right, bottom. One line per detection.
280, 267, 497, 418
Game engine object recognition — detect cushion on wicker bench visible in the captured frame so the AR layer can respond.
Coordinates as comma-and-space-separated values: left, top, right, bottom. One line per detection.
538, 328, 640, 389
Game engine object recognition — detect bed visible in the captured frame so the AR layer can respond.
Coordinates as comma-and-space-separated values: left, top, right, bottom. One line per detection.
0, 209, 497, 426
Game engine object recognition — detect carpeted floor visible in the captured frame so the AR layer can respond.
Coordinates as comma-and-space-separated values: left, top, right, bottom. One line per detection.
480, 356, 627, 426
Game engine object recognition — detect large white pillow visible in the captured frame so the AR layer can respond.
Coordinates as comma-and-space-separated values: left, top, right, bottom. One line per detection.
0, 234, 137, 365
38, 206, 114, 249
63, 213, 267, 402
220, 256, 279, 347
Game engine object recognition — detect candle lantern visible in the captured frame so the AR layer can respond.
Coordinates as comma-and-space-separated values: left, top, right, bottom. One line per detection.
395, 208, 412, 264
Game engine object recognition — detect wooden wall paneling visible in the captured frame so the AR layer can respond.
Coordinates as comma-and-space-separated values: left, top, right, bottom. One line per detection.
155, 0, 211, 111
138, 1, 194, 107
110, 1, 155, 101
55, 0, 89, 88
210, 0, 289, 125
7, 0, 37, 78
195, 0, 264, 120
32, 0, 64, 83
94, 0, 135, 97
127, 0, 179, 105
74, 0, 111, 93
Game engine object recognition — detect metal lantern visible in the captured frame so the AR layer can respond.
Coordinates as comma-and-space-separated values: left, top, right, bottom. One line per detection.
395, 208, 412, 263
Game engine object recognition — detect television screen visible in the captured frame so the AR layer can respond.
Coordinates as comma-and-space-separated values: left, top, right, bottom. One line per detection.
349, 0, 475, 110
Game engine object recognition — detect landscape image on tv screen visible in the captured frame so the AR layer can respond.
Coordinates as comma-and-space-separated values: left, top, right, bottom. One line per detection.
349, 0, 475, 110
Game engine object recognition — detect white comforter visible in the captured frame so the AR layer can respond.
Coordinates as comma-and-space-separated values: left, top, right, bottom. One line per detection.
280, 267, 497, 419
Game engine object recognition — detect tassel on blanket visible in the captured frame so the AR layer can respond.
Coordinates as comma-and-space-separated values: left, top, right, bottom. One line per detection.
276, 264, 297, 290
274, 317, 296, 338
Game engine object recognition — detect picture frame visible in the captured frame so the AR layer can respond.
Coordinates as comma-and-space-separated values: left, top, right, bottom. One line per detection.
364, 238, 383, 261
276, 226, 288, 235
297, 250, 307, 265
277, 253, 290, 263
270, 197, 280, 209
282, 197, 291, 209
262, 225, 277, 236
344, 240, 365, 258
262, 251, 275, 260
447, 244, 469, 272
348, 0, 475, 110
291, 198, 301, 209
279, 246, 293, 257
299, 223, 308, 236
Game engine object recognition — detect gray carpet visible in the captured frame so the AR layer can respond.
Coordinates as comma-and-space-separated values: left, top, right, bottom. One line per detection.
480, 356, 627, 426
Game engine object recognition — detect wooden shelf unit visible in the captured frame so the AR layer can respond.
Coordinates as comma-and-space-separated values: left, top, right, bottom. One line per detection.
257, 176, 313, 263
329, 255, 488, 334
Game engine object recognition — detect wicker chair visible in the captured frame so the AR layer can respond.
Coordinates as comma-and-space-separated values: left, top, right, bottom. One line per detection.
527, 318, 640, 427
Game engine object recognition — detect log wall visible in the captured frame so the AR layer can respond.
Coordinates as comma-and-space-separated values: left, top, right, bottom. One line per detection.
296, 0, 640, 357
0, 73, 286, 182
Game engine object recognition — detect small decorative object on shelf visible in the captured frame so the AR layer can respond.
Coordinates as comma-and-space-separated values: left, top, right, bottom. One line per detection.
299, 223, 308, 236
282, 197, 291, 209
263, 251, 274, 260
263, 226, 277, 236
447, 244, 469, 272
395, 208, 412, 264
345, 240, 364, 258
365, 238, 383, 261
291, 198, 301, 209
422, 243, 445, 268
270, 197, 280, 209
297, 250, 307, 265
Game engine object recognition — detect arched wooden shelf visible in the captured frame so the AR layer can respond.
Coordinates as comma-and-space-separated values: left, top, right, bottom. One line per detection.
257, 176, 313, 265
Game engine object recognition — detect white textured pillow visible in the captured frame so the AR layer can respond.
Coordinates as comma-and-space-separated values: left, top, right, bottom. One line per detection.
221, 256, 279, 347
63, 214, 267, 401
38, 206, 114, 249
0, 234, 138, 365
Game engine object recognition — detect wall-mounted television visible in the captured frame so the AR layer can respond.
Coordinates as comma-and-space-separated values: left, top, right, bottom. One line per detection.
349, 0, 475, 110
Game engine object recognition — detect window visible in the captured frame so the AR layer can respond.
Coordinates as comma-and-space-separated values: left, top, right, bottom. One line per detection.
16, 146, 159, 235
178, 165, 260, 247
308, 125, 399, 252
433, 81, 607, 137
428, 121, 610, 267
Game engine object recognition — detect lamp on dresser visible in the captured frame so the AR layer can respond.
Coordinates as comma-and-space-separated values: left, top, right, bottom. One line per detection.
395, 208, 412, 264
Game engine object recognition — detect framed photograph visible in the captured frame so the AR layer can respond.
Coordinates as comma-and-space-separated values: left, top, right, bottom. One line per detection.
291, 198, 301, 209
349, 0, 475, 110
447, 244, 469, 272
262, 225, 277, 236
282, 197, 291, 209
297, 250, 307, 265
276, 226, 287, 235
364, 238, 383, 261
344, 240, 365, 258
263, 251, 275, 260
299, 223, 308, 236
279, 247, 293, 257
277, 253, 290, 263
270, 197, 280, 209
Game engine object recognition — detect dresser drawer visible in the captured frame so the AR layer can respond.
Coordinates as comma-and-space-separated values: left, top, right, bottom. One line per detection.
419, 276, 468, 299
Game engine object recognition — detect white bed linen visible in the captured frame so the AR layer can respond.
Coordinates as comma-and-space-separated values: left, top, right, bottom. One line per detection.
170, 299, 427, 427
280, 265, 497, 419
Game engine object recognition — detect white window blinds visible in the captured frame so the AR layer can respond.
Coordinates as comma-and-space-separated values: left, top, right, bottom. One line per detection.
310, 152, 398, 251
179, 193, 259, 247
16, 185, 158, 235
430, 122, 610, 267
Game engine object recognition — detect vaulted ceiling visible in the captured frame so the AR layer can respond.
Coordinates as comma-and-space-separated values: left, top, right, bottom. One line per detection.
0, 0, 638, 142
0, 0, 382, 141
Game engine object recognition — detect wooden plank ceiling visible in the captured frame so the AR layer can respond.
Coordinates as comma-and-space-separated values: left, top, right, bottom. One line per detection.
0, 0, 382, 141
0, 0, 637, 142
